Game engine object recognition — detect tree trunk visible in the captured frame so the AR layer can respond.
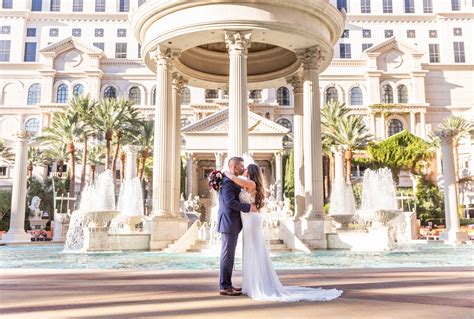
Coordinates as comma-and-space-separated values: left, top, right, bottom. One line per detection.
66, 143, 75, 212
105, 130, 112, 170
453, 140, 459, 182
57, 160, 64, 177
80, 133, 88, 192
90, 164, 96, 181
139, 150, 149, 180
111, 131, 121, 180
345, 149, 352, 184
120, 152, 126, 183
28, 162, 33, 178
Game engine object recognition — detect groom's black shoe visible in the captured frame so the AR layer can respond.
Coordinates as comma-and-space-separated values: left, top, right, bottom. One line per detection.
220, 288, 242, 296
232, 286, 242, 292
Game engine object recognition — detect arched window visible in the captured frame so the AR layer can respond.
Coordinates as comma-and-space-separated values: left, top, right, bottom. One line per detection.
181, 118, 191, 128
25, 118, 40, 137
104, 86, 117, 99
249, 90, 262, 100
349, 87, 363, 105
388, 119, 403, 136
73, 84, 84, 97
325, 87, 338, 103
397, 85, 408, 103
56, 84, 68, 103
151, 87, 156, 105
205, 89, 218, 101
181, 87, 190, 104
27, 83, 41, 105
277, 87, 290, 106
381, 84, 393, 103
128, 86, 141, 104
277, 118, 293, 132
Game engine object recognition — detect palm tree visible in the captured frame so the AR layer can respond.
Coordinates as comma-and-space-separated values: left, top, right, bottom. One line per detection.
36, 112, 82, 210
68, 95, 98, 192
321, 100, 350, 138
130, 120, 154, 179
326, 115, 372, 183
87, 144, 105, 181
43, 142, 69, 177
0, 138, 14, 163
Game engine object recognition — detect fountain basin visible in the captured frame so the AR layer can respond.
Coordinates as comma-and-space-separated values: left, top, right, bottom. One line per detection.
330, 215, 355, 229
356, 209, 403, 225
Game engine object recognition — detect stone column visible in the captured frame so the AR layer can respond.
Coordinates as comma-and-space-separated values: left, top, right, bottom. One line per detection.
123, 145, 139, 181
214, 152, 225, 170
275, 152, 283, 202
436, 130, 468, 242
151, 48, 175, 217
288, 75, 304, 218
420, 111, 426, 138
369, 112, 376, 136
410, 112, 416, 134
225, 31, 251, 156
170, 74, 186, 216
2, 131, 31, 243
185, 153, 193, 197
381, 113, 387, 139
332, 146, 345, 182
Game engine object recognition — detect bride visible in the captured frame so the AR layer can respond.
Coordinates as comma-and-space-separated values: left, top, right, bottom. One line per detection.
224, 163, 343, 302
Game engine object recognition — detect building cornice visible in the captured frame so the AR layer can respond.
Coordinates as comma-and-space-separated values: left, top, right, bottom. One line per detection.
28, 12, 128, 22
345, 12, 473, 23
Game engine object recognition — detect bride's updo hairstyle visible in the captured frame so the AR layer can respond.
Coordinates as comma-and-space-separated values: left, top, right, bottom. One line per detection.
247, 163, 265, 210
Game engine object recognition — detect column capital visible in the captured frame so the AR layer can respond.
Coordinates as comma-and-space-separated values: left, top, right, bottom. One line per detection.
150, 47, 179, 70
15, 130, 30, 142
287, 74, 303, 94
330, 145, 345, 156
435, 129, 457, 145
225, 30, 252, 55
172, 73, 187, 94
296, 46, 325, 71
123, 145, 141, 155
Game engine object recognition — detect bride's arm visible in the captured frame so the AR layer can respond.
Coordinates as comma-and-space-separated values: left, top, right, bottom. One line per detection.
224, 172, 256, 190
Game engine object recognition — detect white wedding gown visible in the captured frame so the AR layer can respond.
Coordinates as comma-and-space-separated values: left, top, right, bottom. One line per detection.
239, 190, 343, 302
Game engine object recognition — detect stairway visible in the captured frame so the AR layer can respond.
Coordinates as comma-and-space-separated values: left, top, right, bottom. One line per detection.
185, 238, 293, 253
186, 239, 209, 252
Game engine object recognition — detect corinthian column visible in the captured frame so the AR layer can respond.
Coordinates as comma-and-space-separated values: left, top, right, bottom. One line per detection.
123, 145, 140, 181
170, 74, 186, 216
225, 30, 251, 156
275, 152, 284, 202
288, 75, 304, 218
2, 131, 31, 243
298, 46, 325, 219
151, 48, 176, 217
436, 130, 469, 242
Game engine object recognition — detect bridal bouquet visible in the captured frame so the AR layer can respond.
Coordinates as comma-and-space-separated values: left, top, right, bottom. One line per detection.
208, 169, 224, 192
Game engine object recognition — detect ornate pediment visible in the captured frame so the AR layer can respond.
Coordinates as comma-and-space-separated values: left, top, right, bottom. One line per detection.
363, 37, 424, 56
182, 108, 289, 135
39, 37, 105, 58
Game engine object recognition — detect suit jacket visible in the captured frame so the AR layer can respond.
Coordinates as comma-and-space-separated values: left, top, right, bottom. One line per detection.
218, 176, 251, 234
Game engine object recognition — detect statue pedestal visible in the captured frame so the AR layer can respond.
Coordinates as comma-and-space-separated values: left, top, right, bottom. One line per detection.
29, 217, 48, 230
52, 214, 69, 242
145, 216, 189, 250
300, 215, 330, 249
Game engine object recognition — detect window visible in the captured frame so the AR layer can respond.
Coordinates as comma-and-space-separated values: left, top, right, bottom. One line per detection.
73, 0, 83, 12
423, 0, 433, 13
362, 29, 371, 38
119, 0, 129, 12
104, 86, 117, 99
0, 167, 6, 176
24, 42, 37, 62
429, 44, 440, 63
453, 28, 462, 36
181, 118, 191, 128
325, 87, 338, 103
453, 42, 465, 63
385, 30, 393, 38
50, 0, 60, 11
2, 0, 12, 9
249, 90, 262, 100
32, 0, 42, 11
128, 86, 141, 104
115, 43, 127, 58
72, 28, 81, 37
95, 0, 105, 12
429, 30, 437, 38
397, 85, 409, 103
205, 89, 218, 101
277, 118, 293, 132
27, 83, 41, 105
49, 28, 58, 37
361, 0, 371, 13
383, 0, 393, 13
337, 0, 347, 11
405, 0, 415, 13
407, 30, 416, 38
151, 87, 156, 105
117, 29, 126, 37
26, 28, 36, 37
56, 84, 68, 103
181, 87, 190, 104
277, 87, 290, 106
381, 85, 393, 103
341, 29, 349, 38
93, 42, 104, 50
0, 26, 10, 34
95, 28, 104, 37
451, 0, 461, 11
388, 119, 403, 136
339, 44, 351, 58
362, 43, 373, 51
73, 84, 84, 97
25, 118, 40, 137
349, 87, 363, 105
0, 40, 11, 62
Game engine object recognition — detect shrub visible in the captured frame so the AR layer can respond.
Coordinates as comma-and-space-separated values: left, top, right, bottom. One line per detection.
415, 178, 444, 224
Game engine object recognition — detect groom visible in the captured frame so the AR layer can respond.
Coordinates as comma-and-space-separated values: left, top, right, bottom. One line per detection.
218, 157, 257, 296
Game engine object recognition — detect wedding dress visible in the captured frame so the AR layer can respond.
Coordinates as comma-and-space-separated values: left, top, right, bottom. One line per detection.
239, 189, 343, 302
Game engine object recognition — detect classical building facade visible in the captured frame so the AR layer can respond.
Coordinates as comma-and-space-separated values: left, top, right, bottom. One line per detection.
0, 0, 473, 216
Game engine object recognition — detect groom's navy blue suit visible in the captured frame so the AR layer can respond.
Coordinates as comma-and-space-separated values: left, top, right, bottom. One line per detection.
218, 176, 251, 290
